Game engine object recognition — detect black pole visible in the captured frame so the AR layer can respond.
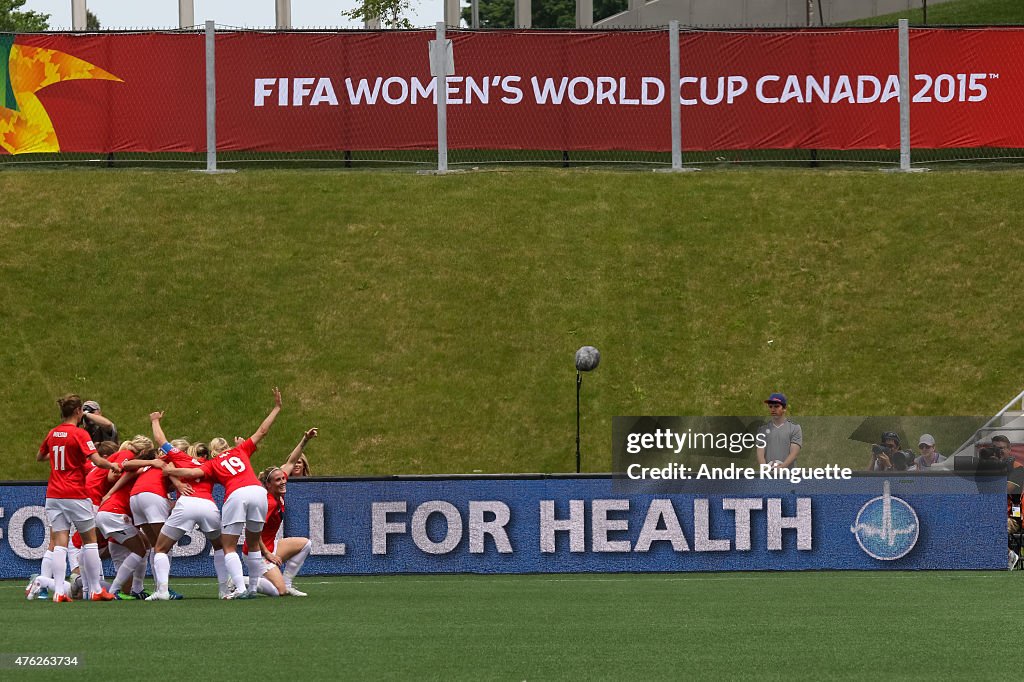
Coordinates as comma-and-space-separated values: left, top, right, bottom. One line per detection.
576, 371, 582, 473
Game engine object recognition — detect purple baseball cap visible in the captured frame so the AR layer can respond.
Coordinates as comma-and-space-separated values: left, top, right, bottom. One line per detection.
764, 393, 787, 408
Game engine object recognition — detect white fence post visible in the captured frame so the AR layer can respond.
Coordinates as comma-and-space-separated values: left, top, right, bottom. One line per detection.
435, 22, 448, 173
656, 21, 698, 174
670, 20, 682, 170
899, 18, 911, 171
892, 18, 927, 173
205, 20, 217, 172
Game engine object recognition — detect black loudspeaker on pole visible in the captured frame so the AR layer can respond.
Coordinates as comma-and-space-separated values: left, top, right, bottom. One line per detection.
574, 346, 601, 474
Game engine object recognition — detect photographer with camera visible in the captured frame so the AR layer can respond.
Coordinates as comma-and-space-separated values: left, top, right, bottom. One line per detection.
991, 434, 1024, 494
80, 400, 118, 446
868, 431, 913, 472
978, 444, 1011, 472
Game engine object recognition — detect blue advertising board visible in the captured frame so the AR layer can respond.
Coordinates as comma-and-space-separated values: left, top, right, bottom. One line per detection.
0, 474, 1004, 579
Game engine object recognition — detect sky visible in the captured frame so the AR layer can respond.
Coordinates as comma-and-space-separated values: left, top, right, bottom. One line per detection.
23, 0, 449, 30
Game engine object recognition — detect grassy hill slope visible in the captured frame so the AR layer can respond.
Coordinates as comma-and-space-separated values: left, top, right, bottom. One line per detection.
847, 0, 1024, 25
2, 169, 1021, 477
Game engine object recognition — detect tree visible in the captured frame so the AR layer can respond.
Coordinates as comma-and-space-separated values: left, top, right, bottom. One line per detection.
342, 0, 626, 30
461, 0, 627, 28
86, 9, 100, 30
0, 0, 49, 32
343, 0, 417, 29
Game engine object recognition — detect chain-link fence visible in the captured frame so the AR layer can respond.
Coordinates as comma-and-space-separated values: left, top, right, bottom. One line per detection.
1, 23, 1022, 170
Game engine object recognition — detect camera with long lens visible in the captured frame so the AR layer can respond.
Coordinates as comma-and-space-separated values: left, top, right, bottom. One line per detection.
889, 450, 911, 471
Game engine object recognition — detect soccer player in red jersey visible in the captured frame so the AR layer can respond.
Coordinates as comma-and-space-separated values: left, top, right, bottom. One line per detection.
93, 436, 170, 598
36, 394, 121, 602
145, 412, 230, 600
85, 440, 123, 509
129, 455, 174, 544
244, 427, 317, 597
65, 439, 128, 596
161, 387, 282, 599
94, 436, 189, 597
26, 440, 120, 601
126, 436, 191, 596
95, 446, 156, 598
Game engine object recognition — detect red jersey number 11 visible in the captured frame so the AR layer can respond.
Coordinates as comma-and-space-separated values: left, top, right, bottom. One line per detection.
51, 445, 66, 471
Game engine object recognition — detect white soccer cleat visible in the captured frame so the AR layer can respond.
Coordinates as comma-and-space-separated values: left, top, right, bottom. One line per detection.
25, 576, 40, 600
223, 588, 248, 600
145, 591, 171, 601
285, 586, 307, 597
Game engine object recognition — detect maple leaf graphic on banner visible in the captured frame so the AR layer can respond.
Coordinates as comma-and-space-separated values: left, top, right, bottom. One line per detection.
0, 35, 122, 154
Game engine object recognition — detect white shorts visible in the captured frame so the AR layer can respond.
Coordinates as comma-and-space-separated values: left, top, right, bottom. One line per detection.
95, 511, 139, 544
130, 492, 171, 525
108, 541, 131, 568
221, 485, 268, 535
44, 498, 96, 534
162, 497, 221, 541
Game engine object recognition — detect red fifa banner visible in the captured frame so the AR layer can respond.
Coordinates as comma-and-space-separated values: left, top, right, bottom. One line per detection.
2, 28, 1023, 154
3, 33, 204, 154
908, 28, 1023, 149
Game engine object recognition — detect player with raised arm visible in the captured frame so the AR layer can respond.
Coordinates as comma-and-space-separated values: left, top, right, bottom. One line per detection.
127, 433, 194, 597
37, 394, 121, 602
245, 428, 318, 597
145, 411, 230, 600
161, 387, 282, 599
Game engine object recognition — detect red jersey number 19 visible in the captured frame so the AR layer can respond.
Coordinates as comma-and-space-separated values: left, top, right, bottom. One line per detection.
51, 445, 66, 471
220, 456, 246, 475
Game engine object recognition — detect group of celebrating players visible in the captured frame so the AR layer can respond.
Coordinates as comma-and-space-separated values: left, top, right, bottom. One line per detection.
26, 388, 316, 601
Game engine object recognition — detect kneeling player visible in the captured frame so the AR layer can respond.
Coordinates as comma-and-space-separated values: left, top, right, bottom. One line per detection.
245, 428, 317, 596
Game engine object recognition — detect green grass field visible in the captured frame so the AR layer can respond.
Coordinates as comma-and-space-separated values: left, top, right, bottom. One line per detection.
848, 0, 1024, 25
0, 572, 1014, 679
2, 169, 1023, 477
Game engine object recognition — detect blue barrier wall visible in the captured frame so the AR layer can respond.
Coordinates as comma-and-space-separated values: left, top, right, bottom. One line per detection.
0, 475, 1004, 579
